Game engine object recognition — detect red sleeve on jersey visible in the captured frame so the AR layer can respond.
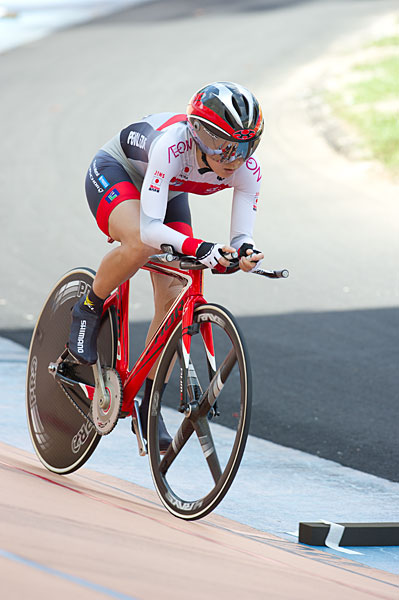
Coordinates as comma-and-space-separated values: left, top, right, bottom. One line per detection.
181, 236, 203, 257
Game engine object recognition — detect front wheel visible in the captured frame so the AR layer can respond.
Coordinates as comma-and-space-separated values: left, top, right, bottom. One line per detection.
26, 268, 117, 474
148, 303, 252, 520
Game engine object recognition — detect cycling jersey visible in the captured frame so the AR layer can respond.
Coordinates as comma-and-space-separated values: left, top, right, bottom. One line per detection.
98, 112, 262, 253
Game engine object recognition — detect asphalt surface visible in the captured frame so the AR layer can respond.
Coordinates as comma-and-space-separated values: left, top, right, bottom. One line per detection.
1, 0, 399, 481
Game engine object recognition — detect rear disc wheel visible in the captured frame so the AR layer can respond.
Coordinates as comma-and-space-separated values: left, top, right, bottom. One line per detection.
26, 268, 117, 474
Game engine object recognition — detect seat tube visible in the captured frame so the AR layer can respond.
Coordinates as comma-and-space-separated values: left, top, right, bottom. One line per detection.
116, 279, 130, 380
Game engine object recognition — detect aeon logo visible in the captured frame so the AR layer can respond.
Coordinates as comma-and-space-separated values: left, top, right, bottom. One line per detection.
168, 138, 193, 163
246, 157, 262, 182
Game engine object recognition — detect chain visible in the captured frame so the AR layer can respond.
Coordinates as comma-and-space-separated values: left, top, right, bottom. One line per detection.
55, 379, 95, 427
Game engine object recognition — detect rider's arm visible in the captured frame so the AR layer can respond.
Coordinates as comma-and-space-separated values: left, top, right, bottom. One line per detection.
230, 189, 257, 249
139, 131, 206, 254
230, 155, 262, 250
139, 136, 187, 251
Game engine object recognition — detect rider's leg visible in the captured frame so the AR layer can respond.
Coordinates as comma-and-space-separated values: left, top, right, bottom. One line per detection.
138, 193, 192, 451
146, 271, 184, 378
94, 199, 156, 298
144, 190, 192, 372
106, 200, 173, 450
69, 199, 155, 364
137, 271, 183, 450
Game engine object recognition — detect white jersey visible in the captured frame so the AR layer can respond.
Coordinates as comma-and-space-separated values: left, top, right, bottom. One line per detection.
102, 113, 261, 253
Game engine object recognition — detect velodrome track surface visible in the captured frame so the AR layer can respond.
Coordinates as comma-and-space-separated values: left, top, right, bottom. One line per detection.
1, 441, 398, 600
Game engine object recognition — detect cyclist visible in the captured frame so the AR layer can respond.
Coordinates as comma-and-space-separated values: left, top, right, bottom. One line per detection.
69, 81, 264, 449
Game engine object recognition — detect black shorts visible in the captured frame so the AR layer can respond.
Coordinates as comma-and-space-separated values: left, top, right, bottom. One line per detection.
85, 150, 193, 238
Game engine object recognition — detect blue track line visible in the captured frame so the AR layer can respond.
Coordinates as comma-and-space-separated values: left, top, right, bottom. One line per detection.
0, 549, 139, 600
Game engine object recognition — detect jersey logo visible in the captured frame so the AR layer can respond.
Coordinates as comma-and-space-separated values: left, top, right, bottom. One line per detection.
253, 192, 259, 211
127, 130, 147, 149
149, 170, 165, 193
168, 138, 193, 163
246, 157, 262, 182
177, 166, 192, 180
98, 175, 110, 189
105, 189, 120, 203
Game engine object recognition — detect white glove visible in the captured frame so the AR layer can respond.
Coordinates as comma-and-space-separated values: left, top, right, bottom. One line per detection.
195, 242, 225, 269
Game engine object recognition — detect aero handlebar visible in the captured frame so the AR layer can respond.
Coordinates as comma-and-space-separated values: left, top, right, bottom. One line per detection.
150, 245, 289, 279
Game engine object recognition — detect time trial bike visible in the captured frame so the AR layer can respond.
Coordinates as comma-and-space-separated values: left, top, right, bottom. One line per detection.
26, 246, 288, 520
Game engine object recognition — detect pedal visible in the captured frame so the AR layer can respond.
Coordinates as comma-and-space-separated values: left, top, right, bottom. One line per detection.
132, 399, 147, 456
48, 347, 72, 376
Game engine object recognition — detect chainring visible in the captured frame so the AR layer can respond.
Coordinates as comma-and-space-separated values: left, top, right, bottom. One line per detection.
91, 367, 123, 435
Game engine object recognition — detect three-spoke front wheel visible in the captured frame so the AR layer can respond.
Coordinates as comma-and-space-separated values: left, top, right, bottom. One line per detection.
148, 304, 252, 520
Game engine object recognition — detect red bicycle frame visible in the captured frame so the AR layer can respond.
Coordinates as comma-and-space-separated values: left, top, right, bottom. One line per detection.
102, 260, 212, 417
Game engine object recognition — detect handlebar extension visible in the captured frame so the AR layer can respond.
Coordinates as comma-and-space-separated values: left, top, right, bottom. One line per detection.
150, 247, 289, 278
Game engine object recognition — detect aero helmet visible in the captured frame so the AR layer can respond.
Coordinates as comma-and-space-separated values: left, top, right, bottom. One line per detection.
187, 81, 264, 163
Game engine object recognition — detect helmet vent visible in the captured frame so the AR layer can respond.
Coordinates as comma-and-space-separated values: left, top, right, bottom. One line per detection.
224, 111, 236, 129
242, 95, 249, 118
232, 96, 241, 119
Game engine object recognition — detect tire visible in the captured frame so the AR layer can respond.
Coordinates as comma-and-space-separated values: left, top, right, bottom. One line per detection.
26, 268, 117, 474
148, 303, 252, 520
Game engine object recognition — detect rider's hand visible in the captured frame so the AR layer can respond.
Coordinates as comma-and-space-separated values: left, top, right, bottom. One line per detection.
195, 242, 236, 269
238, 243, 264, 273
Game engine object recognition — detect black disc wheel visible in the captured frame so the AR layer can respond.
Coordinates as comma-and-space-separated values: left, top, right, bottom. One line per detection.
148, 304, 252, 520
26, 268, 117, 474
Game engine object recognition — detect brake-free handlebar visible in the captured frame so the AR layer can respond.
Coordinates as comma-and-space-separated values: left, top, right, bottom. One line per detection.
252, 268, 289, 279
149, 246, 289, 279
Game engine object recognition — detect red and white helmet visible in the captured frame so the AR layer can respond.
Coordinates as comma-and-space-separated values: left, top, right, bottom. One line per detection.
187, 81, 264, 163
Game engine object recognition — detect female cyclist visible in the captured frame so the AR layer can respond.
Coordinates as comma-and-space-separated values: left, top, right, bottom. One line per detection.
69, 81, 264, 448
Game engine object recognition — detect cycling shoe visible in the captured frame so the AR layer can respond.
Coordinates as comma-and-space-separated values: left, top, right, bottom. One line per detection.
69, 296, 101, 365
134, 400, 173, 453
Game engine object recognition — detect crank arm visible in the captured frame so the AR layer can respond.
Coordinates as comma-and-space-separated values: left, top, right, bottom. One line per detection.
50, 370, 95, 405
48, 347, 72, 375
92, 356, 109, 410
48, 349, 95, 405
131, 399, 147, 456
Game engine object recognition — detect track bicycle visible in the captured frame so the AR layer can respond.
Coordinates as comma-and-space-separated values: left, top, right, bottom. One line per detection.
26, 246, 288, 520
